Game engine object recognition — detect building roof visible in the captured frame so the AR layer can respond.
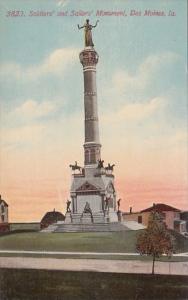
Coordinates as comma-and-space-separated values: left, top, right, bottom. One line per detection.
141, 203, 180, 213
0, 195, 8, 207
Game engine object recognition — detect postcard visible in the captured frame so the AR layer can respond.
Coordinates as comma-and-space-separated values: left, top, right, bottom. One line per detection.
0, 1, 187, 299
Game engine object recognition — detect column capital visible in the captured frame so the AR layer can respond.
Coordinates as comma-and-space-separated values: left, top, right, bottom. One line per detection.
79, 48, 99, 67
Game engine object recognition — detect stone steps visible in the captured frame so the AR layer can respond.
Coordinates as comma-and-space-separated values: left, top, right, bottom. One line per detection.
54, 222, 129, 233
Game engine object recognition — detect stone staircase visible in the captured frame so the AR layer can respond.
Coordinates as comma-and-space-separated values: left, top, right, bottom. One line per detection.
53, 222, 129, 233
41, 211, 130, 233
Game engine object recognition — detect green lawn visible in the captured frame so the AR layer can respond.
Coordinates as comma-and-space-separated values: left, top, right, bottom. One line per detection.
0, 231, 139, 252
0, 268, 187, 300
0, 230, 187, 254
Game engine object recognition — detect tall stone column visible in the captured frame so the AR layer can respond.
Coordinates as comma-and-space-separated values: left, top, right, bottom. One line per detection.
79, 48, 101, 166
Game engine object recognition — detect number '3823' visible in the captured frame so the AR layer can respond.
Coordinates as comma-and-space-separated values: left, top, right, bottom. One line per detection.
6, 11, 25, 17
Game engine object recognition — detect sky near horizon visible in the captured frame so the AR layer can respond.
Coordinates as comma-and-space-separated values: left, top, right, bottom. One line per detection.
0, 0, 187, 222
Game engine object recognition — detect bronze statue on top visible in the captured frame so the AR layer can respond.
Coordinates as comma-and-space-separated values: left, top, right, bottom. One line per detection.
78, 19, 99, 47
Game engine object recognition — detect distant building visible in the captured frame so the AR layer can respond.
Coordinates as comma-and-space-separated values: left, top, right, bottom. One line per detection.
122, 203, 186, 234
180, 211, 188, 232
40, 210, 65, 229
0, 195, 9, 232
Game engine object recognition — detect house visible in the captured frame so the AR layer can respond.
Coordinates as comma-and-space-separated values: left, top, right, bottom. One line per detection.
180, 211, 188, 232
40, 209, 65, 229
0, 195, 9, 232
122, 203, 186, 234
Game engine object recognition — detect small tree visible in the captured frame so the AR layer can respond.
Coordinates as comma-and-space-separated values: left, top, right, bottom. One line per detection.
136, 210, 175, 274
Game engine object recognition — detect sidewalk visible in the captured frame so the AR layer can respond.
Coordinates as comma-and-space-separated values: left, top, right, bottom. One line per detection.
0, 250, 187, 256
0, 257, 187, 275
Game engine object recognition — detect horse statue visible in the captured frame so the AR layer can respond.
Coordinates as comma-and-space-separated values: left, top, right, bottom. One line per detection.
69, 161, 82, 172
97, 159, 104, 169
105, 163, 115, 172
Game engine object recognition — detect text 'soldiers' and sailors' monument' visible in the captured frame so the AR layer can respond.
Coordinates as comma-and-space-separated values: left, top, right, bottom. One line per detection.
42, 20, 127, 232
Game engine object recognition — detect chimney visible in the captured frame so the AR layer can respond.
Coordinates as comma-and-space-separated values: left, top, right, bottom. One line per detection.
130, 206, 132, 214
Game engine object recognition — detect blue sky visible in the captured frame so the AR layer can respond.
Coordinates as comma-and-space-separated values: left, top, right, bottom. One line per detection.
0, 0, 187, 120
0, 0, 187, 221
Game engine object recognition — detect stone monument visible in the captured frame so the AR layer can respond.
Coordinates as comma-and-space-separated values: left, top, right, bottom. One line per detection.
65, 20, 118, 224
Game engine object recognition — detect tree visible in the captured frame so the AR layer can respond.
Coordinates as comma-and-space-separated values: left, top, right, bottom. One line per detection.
136, 210, 175, 274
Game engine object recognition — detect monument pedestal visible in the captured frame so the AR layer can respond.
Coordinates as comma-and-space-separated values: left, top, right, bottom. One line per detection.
108, 211, 118, 222
117, 211, 122, 222
65, 212, 72, 223
80, 212, 93, 224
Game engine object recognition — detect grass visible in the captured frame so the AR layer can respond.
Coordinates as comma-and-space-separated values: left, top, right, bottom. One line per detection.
0, 231, 139, 252
0, 230, 187, 257
0, 268, 187, 300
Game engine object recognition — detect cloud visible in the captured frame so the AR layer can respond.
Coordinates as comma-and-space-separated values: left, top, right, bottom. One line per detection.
1, 98, 64, 149
1, 124, 45, 146
112, 52, 179, 93
13, 99, 59, 119
0, 47, 79, 80
57, 0, 69, 7
120, 97, 166, 120
1, 105, 83, 152
103, 96, 166, 123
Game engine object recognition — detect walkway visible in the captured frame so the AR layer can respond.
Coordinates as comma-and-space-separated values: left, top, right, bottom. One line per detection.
0, 250, 187, 256
0, 257, 187, 275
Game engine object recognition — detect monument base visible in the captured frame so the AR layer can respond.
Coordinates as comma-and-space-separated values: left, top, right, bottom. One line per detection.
117, 211, 122, 222
65, 212, 72, 223
80, 212, 93, 224
108, 211, 119, 222
44, 221, 129, 233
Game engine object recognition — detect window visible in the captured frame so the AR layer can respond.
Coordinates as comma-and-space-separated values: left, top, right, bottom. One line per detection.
138, 216, 142, 224
174, 212, 180, 219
